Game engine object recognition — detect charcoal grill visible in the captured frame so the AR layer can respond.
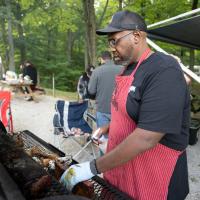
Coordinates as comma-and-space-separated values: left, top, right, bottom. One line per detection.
0, 128, 132, 200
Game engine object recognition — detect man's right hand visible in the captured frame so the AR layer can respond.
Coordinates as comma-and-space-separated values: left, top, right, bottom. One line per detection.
91, 128, 102, 142
91, 124, 109, 144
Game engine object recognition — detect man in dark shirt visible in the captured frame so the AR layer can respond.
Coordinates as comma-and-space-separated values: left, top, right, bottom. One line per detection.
21, 61, 38, 101
60, 11, 190, 200
77, 65, 95, 101
22, 61, 37, 90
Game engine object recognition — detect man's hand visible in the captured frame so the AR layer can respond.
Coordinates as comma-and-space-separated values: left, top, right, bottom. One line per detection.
59, 162, 95, 191
91, 124, 110, 144
91, 128, 103, 143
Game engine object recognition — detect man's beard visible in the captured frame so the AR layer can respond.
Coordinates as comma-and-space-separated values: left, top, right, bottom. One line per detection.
113, 56, 132, 66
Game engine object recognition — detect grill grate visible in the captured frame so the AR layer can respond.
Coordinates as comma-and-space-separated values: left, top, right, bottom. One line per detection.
22, 133, 52, 154
19, 130, 65, 157
15, 131, 69, 198
91, 176, 131, 200
20, 130, 132, 200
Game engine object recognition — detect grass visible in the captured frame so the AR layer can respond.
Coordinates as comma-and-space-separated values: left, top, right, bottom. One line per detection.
45, 88, 78, 101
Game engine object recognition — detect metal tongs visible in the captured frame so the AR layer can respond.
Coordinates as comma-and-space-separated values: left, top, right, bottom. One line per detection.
57, 129, 101, 164
72, 128, 101, 160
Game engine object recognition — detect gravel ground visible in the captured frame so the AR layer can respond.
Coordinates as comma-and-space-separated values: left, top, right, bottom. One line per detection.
11, 95, 200, 199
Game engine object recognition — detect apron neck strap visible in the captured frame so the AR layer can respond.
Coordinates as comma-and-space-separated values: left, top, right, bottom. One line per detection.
131, 48, 151, 76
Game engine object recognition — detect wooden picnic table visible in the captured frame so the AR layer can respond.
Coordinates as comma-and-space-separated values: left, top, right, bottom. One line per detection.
0, 80, 37, 102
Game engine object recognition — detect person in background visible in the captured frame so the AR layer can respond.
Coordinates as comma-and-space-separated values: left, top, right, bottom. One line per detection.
60, 10, 190, 200
88, 51, 122, 128
88, 51, 122, 153
22, 61, 37, 91
20, 61, 37, 101
77, 65, 95, 102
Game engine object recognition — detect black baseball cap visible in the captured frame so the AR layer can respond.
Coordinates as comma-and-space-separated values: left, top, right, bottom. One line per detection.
96, 10, 147, 35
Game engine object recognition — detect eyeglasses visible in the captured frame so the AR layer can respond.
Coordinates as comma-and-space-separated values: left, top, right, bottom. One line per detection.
108, 31, 133, 48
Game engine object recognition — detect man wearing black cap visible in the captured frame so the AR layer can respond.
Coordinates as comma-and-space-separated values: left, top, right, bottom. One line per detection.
60, 11, 190, 200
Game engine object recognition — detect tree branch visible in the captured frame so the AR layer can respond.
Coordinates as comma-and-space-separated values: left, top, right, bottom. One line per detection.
97, 0, 109, 29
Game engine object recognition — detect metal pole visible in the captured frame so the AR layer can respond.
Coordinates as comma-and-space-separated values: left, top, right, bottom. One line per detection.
148, 8, 200, 29
147, 38, 200, 84
0, 56, 3, 79
37, 71, 40, 86
52, 73, 55, 97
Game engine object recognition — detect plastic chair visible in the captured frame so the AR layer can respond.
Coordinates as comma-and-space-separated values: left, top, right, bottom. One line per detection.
53, 100, 97, 160
0, 91, 13, 133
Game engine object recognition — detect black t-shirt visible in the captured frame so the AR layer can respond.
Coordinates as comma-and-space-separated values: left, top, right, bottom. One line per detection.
123, 52, 190, 151
23, 66, 37, 85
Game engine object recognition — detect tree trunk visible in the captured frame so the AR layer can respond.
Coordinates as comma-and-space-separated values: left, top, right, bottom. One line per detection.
16, 2, 26, 63
47, 29, 51, 61
189, 49, 195, 70
119, 0, 123, 11
97, 0, 109, 29
140, 0, 146, 18
82, 0, 96, 69
66, 30, 74, 64
189, 0, 198, 70
192, 0, 198, 9
84, 43, 88, 69
180, 48, 184, 61
0, 17, 9, 69
5, 0, 15, 71
18, 24, 26, 63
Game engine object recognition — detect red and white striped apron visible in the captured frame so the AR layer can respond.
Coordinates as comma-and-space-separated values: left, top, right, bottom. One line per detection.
104, 49, 182, 200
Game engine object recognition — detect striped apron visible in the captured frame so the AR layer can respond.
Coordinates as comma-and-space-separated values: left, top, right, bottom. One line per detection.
104, 49, 182, 200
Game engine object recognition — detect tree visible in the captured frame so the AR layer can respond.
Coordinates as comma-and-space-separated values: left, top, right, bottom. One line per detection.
118, 0, 123, 10
5, 0, 15, 71
0, 2, 9, 68
96, 0, 109, 29
0, 0, 197, 91
190, 0, 199, 69
15, 1, 26, 63
82, 0, 96, 68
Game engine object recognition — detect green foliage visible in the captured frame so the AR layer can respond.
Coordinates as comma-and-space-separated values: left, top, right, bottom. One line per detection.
0, 0, 200, 92
95, 0, 197, 66
38, 61, 83, 92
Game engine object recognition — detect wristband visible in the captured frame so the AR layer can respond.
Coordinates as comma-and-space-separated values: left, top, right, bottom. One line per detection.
90, 159, 100, 175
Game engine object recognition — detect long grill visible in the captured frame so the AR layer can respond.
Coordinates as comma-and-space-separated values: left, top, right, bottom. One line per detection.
91, 176, 131, 200
0, 130, 132, 200
20, 130, 65, 157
